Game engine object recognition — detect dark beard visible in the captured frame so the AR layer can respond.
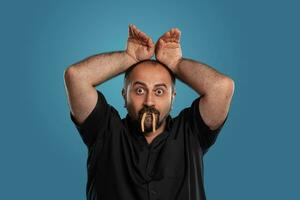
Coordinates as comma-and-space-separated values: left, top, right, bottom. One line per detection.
138, 106, 161, 133
128, 111, 169, 134
143, 114, 164, 133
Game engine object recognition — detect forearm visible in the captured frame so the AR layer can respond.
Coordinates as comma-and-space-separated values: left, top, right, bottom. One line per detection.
68, 51, 136, 86
175, 58, 233, 96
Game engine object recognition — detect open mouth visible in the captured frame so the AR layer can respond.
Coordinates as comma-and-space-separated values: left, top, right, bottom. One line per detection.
141, 112, 156, 133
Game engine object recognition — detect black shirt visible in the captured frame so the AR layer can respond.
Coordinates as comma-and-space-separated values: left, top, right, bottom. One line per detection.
70, 90, 227, 200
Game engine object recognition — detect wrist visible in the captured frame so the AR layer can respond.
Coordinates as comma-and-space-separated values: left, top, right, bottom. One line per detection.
169, 58, 183, 74
124, 50, 138, 63
123, 51, 138, 69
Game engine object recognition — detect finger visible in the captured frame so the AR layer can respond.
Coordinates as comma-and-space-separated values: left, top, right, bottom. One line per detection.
135, 31, 148, 45
131, 25, 140, 39
155, 41, 160, 54
164, 31, 171, 38
147, 37, 154, 48
135, 30, 149, 45
156, 38, 165, 48
138, 31, 147, 40
129, 24, 136, 38
163, 32, 174, 42
128, 24, 132, 37
160, 30, 171, 41
170, 28, 178, 38
142, 34, 153, 46
134, 27, 152, 45
163, 28, 181, 43
170, 28, 176, 35
136, 28, 148, 40
131, 24, 144, 40
148, 43, 154, 51
132, 24, 142, 33
173, 28, 181, 42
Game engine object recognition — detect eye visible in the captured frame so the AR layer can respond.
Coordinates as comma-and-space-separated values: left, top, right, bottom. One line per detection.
136, 87, 145, 95
155, 88, 164, 96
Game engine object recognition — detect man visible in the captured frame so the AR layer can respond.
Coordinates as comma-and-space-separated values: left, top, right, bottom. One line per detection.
64, 24, 234, 200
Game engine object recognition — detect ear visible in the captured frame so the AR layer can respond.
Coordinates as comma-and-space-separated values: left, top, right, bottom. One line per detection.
122, 88, 127, 108
171, 90, 176, 105
122, 88, 126, 98
172, 90, 176, 99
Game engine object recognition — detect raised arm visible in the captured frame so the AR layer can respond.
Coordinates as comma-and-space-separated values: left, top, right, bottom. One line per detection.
64, 24, 154, 124
155, 28, 234, 130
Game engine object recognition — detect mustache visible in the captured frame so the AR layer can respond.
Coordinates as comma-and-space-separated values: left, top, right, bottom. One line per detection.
138, 106, 160, 118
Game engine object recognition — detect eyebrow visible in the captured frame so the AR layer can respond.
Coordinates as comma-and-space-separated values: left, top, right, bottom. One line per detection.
133, 81, 168, 89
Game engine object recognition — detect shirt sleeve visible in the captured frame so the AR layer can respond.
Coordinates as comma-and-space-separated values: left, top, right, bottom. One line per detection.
69, 90, 113, 148
187, 96, 228, 154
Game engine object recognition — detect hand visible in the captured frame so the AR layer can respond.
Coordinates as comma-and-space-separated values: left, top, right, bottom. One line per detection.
125, 24, 155, 62
155, 28, 182, 72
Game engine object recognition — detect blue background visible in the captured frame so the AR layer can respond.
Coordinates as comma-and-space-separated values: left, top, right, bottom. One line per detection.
1, 0, 299, 199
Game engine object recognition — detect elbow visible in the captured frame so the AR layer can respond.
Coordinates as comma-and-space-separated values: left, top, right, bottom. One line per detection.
222, 76, 235, 97
214, 76, 235, 97
64, 66, 80, 82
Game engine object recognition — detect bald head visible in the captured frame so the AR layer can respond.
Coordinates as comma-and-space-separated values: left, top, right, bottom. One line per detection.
124, 60, 176, 90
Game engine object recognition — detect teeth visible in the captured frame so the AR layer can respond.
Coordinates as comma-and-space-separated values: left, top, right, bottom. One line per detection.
152, 113, 156, 132
141, 112, 146, 132
140, 112, 156, 133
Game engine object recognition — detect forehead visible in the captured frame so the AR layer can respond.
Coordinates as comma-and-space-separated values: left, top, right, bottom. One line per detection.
128, 62, 173, 87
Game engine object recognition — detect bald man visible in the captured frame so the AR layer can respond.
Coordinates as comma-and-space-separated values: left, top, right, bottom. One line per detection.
64, 24, 234, 200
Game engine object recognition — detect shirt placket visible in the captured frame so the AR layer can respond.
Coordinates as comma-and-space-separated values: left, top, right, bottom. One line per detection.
146, 149, 159, 200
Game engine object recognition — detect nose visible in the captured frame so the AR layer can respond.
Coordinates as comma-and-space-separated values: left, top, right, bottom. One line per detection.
143, 92, 155, 107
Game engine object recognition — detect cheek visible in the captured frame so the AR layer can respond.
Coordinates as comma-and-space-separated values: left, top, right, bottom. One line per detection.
126, 95, 144, 118
158, 99, 172, 115
163, 102, 172, 113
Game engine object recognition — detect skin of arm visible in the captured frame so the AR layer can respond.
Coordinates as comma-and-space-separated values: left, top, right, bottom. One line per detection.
64, 24, 155, 124
155, 28, 235, 130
